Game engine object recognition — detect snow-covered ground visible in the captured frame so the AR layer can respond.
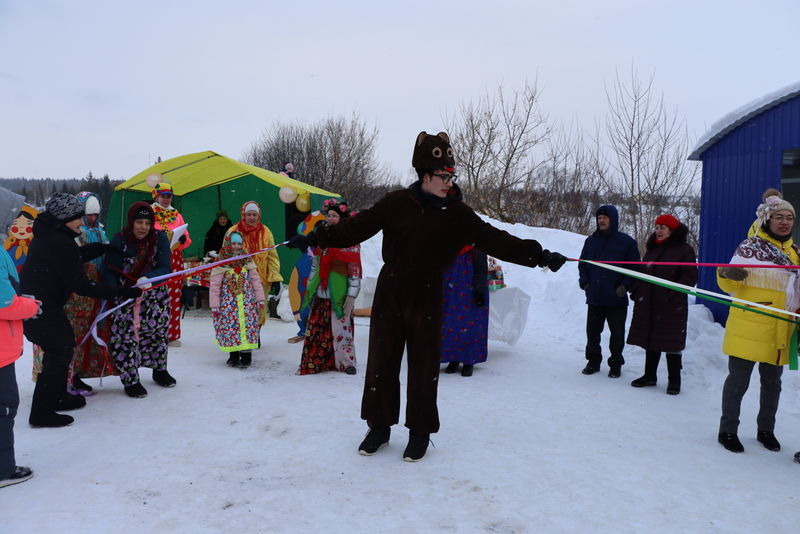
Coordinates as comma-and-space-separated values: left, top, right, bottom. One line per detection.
4, 219, 800, 534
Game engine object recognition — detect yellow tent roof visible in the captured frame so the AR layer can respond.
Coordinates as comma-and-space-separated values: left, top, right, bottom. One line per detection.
116, 150, 338, 197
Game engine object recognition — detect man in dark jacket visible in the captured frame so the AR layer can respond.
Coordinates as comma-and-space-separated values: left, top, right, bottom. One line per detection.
21, 193, 141, 427
288, 131, 568, 461
578, 205, 640, 378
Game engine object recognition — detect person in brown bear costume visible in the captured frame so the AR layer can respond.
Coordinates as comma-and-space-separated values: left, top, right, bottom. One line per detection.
287, 131, 567, 461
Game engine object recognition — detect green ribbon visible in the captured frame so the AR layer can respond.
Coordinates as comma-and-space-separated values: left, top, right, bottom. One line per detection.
579, 259, 800, 370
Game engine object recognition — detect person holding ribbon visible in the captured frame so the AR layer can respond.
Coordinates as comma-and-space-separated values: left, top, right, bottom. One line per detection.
45, 192, 115, 395
297, 198, 361, 375
209, 231, 265, 368
22, 194, 139, 427
151, 181, 191, 347
105, 202, 174, 399
227, 201, 282, 328
716, 190, 799, 454
286, 131, 568, 462
626, 214, 697, 395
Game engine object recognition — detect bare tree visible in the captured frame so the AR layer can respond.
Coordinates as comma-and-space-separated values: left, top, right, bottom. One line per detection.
445, 81, 552, 222
243, 114, 394, 208
597, 68, 700, 251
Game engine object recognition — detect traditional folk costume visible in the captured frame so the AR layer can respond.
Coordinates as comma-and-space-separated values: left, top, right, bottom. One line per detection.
298, 199, 361, 374
227, 201, 282, 326
440, 245, 489, 371
151, 181, 191, 343
105, 202, 174, 396
209, 232, 265, 366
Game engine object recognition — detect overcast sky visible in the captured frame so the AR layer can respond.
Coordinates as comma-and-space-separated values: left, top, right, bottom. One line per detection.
1, 0, 798, 182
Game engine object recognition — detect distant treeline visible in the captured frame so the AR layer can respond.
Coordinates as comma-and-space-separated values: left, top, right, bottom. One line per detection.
0, 173, 123, 220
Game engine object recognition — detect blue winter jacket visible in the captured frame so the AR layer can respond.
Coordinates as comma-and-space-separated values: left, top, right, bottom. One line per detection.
578, 205, 640, 306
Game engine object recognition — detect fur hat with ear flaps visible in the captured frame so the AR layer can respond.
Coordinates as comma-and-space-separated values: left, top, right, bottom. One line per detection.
412, 131, 456, 171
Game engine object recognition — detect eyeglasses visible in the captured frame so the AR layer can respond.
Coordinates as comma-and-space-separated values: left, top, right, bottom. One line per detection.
772, 214, 795, 222
431, 173, 457, 184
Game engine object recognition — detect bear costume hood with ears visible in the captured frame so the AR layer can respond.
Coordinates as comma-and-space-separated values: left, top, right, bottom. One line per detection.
412, 131, 456, 172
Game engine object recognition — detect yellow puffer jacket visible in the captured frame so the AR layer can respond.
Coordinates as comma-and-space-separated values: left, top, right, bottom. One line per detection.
717, 231, 800, 365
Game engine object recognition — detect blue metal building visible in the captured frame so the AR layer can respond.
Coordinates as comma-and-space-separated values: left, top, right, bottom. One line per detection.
688, 82, 800, 323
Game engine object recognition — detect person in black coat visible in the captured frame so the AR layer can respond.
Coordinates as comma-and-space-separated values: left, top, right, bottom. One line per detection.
626, 215, 697, 394
577, 204, 640, 378
21, 193, 141, 427
203, 210, 232, 256
287, 131, 568, 462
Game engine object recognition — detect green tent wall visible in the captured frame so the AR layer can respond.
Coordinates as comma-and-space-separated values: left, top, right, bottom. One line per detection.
107, 151, 340, 280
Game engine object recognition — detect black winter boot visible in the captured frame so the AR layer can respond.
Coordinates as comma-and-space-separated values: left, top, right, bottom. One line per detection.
631, 351, 660, 387
666, 353, 682, 395
444, 362, 459, 374
153, 369, 177, 387
56, 392, 86, 411
124, 382, 148, 398
461, 364, 474, 377
226, 351, 240, 367
718, 432, 744, 453
403, 432, 431, 462
358, 424, 391, 455
757, 430, 781, 451
238, 352, 252, 368
29, 375, 74, 428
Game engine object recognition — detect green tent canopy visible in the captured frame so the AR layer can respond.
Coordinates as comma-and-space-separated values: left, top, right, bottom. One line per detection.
107, 150, 339, 280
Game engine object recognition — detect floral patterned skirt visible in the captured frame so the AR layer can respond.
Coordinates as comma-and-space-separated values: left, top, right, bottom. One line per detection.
211, 278, 260, 352
441, 252, 489, 365
297, 297, 356, 374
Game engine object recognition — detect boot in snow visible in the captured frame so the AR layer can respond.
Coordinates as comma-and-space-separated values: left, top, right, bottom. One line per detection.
56, 392, 86, 411
226, 351, 240, 367
666, 353, 682, 395
461, 364, 474, 377
153, 369, 177, 387
29, 374, 74, 428
403, 432, 431, 462
238, 352, 252, 368
631, 351, 660, 387
718, 432, 744, 453
358, 425, 390, 455
444, 362, 459, 374
757, 430, 781, 451
124, 382, 148, 398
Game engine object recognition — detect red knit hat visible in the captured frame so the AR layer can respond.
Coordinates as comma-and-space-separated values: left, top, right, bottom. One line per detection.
655, 214, 680, 231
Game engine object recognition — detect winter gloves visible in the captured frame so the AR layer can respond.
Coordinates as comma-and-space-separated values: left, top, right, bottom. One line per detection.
118, 286, 143, 299
537, 250, 567, 272
719, 266, 748, 281
286, 232, 318, 251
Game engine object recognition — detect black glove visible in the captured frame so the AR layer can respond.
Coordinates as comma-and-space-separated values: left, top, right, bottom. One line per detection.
719, 266, 748, 281
81, 242, 120, 261
580, 282, 590, 291
119, 286, 143, 299
537, 250, 567, 272
287, 233, 318, 250
615, 284, 627, 298
473, 292, 485, 307
178, 234, 187, 244
270, 282, 281, 295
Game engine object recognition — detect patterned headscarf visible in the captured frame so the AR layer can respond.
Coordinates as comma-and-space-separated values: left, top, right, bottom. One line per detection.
216, 231, 255, 295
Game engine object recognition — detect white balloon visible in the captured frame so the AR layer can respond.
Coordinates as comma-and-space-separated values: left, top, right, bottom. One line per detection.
279, 186, 298, 203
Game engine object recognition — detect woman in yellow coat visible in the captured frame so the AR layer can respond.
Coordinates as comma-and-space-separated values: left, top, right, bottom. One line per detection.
227, 201, 282, 326
716, 190, 799, 454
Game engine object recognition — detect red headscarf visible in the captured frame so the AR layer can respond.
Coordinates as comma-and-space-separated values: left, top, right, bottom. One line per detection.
237, 201, 265, 253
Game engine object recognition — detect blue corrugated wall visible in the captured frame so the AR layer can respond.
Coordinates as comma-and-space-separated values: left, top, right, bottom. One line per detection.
699, 96, 800, 323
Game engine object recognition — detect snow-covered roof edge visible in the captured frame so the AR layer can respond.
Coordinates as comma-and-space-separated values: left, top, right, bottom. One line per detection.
688, 80, 800, 160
